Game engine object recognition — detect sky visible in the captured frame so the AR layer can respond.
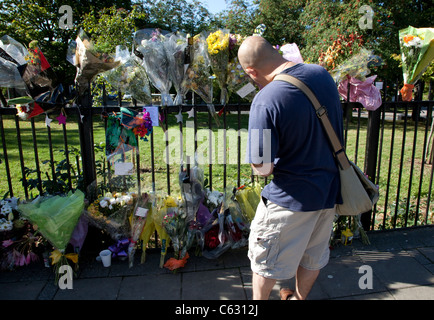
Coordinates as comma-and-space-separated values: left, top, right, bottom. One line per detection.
199, 0, 228, 15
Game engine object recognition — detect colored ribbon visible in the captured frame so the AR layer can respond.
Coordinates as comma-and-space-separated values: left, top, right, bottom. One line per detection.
49, 249, 79, 265
400, 83, 414, 102
108, 238, 129, 258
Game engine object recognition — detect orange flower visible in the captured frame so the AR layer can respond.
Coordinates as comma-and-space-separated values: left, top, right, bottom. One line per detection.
403, 35, 415, 43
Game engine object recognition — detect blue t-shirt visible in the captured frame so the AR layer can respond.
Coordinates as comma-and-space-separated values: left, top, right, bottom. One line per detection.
246, 63, 344, 212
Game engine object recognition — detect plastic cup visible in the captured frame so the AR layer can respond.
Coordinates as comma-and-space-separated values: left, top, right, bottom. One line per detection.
99, 249, 112, 267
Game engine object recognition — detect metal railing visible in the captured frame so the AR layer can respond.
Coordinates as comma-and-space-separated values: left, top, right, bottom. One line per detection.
1, 85, 434, 232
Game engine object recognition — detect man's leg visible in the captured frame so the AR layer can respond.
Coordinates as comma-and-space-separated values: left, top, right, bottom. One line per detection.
252, 272, 276, 300
290, 265, 320, 300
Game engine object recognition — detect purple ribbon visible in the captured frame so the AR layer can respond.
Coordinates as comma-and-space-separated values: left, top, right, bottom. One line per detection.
108, 238, 129, 258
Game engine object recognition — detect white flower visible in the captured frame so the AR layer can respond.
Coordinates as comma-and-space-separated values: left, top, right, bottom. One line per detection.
404, 36, 423, 48
100, 200, 108, 208
109, 204, 113, 210
1, 203, 12, 216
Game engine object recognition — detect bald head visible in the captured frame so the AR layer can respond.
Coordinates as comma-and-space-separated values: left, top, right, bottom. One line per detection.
238, 36, 284, 71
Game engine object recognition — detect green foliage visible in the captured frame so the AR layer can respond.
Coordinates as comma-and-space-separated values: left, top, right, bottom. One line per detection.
140, 0, 215, 34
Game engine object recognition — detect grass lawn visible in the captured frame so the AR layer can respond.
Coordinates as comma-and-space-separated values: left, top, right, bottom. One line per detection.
1, 107, 433, 230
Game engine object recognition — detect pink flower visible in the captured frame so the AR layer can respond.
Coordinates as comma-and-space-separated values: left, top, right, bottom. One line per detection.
2, 239, 14, 248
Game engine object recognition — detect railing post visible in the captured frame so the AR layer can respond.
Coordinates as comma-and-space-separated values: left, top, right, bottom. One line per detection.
362, 107, 381, 230
78, 84, 97, 199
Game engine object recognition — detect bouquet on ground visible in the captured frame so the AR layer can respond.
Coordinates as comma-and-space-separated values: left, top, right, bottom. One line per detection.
200, 204, 231, 259
67, 29, 120, 94
235, 183, 262, 222
135, 29, 173, 106
102, 46, 152, 105
159, 196, 196, 271
207, 29, 230, 106
1, 197, 47, 270
182, 33, 220, 126
128, 193, 150, 268
164, 33, 189, 105
152, 195, 173, 267
139, 193, 157, 264
223, 187, 249, 249
179, 161, 204, 223
85, 191, 137, 241
399, 26, 434, 101
226, 34, 257, 102
17, 190, 85, 280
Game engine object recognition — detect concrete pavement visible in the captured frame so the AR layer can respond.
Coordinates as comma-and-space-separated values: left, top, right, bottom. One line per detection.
1, 226, 434, 301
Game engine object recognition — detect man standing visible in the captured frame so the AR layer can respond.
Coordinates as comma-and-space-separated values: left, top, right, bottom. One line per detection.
238, 36, 344, 300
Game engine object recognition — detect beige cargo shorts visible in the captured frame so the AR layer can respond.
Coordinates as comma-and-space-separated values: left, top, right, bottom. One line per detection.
248, 198, 336, 280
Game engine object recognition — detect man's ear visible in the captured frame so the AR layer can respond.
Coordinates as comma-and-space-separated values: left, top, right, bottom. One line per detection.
245, 67, 256, 77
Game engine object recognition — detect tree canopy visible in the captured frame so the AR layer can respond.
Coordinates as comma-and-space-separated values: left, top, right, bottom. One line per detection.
0, 0, 432, 87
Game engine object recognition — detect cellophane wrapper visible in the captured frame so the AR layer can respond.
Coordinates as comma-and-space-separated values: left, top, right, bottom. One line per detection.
164, 33, 188, 105
128, 193, 150, 268
135, 29, 173, 106
85, 191, 137, 241
103, 46, 152, 105
17, 190, 85, 251
67, 29, 120, 94
399, 26, 434, 85
179, 164, 204, 224
0, 35, 27, 90
182, 33, 220, 125
207, 30, 230, 106
235, 183, 262, 222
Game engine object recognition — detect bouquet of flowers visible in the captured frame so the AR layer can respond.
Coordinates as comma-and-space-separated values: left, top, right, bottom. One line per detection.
152, 195, 172, 267
331, 48, 381, 83
179, 162, 204, 223
128, 193, 150, 268
102, 46, 152, 105
207, 30, 230, 106
0, 36, 62, 116
135, 29, 173, 106
182, 33, 220, 126
164, 33, 188, 105
235, 183, 262, 222
1, 221, 46, 271
1, 197, 47, 270
223, 187, 249, 249
67, 29, 120, 94
139, 193, 157, 263
226, 34, 257, 102
201, 204, 231, 259
399, 26, 434, 101
17, 190, 85, 278
85, 191, 137, 241
331, 48, 384, 110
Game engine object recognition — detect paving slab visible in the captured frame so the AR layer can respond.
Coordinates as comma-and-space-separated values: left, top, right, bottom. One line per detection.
0, 280, 47, 300
118, 273, 182, 300
389, 284, 434, 300
315, 255, 387, 299
53, 277, 122, 300
358, 250, 434, 290
182, 269, 247, 300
